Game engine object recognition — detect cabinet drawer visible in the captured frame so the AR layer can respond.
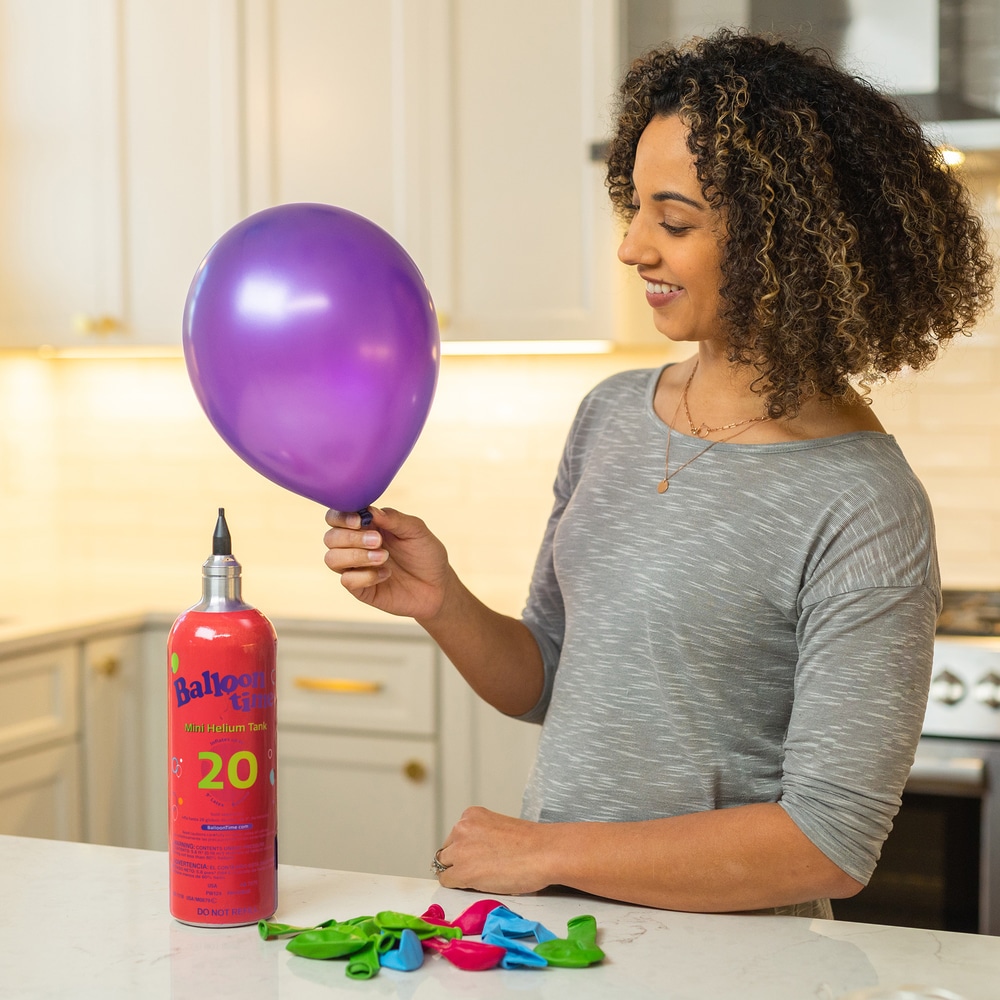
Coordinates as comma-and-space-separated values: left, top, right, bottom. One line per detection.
0, 647, 79, 758
0, 742, 83, 841
277, 635, 435, 736
278, 730, 437, 878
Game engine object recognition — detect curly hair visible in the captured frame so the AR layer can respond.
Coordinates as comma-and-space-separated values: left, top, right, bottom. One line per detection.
607, 29, 995, 417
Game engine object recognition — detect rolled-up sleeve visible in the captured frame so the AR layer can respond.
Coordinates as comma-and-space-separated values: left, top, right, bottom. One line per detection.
779, 581, 939, 883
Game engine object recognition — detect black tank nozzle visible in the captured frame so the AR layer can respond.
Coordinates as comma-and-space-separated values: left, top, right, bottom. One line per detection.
213, 507, 232, 556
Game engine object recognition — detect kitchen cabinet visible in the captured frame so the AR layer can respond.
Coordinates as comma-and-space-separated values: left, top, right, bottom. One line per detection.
444, 0, 619, 343
274, 631, 438, 878
0, 628, 146, 845
0, 744, 82, 841
279, 730, 438, 879
242, 0, 619, 344
0, 0, 619, 347
0, 646, 82, 840
0, 615, 539, 877
82, 631, 145, 847
0, 0, 242, 348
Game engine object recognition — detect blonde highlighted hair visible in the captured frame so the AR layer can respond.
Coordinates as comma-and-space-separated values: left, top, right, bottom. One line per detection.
607, 30, 995, 417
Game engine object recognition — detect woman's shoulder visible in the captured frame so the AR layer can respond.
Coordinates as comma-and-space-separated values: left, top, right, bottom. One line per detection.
567, 366, 664, 438
772, 390, 886, 442
579, 365, 663, 410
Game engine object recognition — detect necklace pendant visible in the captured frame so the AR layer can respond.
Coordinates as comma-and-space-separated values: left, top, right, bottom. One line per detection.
657, 479, 669, 494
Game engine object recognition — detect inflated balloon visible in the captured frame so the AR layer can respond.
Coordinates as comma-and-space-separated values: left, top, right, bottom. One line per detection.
183, 203, 439, 513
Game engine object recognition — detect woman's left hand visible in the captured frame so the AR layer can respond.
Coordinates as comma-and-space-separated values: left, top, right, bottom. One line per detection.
434, 806, 552, 896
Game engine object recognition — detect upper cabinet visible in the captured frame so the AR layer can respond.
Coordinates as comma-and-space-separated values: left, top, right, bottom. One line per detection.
440, 0, 619, 343
0, 0, 243, 348
239, 0, 454, 330
0, 0, 620, 348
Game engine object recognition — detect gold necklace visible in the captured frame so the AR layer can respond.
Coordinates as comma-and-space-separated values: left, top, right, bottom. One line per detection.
681, 359, 770, 438
657, 362, 771, 494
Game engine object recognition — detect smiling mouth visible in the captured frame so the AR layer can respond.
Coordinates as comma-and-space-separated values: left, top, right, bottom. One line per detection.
645, 280, 682, 294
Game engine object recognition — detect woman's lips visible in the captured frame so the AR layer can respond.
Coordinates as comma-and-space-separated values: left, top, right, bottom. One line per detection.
644, 279, 683, 308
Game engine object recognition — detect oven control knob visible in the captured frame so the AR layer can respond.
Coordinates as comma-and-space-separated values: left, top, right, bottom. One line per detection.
929, 669, 965, 705
973, 671, 1000, 710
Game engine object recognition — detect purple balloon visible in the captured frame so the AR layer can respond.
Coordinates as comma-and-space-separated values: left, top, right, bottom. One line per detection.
183, 203, 439, 512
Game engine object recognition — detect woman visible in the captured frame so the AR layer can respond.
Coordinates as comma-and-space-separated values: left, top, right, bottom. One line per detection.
323, 30, 993, 917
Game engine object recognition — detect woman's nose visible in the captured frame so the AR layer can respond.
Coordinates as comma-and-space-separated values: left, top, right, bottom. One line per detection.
618, 216, 657, 267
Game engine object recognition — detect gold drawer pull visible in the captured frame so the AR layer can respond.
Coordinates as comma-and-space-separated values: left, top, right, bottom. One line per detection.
73, 314, 124, 336
293, 676, 383, 695
403, 759, 427, 783
91, 656, 120, 678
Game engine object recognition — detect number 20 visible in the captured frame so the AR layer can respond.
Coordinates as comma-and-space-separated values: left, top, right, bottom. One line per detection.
198, 750, 258, 789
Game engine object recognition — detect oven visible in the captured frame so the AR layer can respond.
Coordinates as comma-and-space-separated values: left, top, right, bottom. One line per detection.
833, 592, 1000, 935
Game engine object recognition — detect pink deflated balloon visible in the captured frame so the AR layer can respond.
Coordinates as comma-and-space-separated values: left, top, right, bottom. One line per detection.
422, 937, 506, 972
183, 203, 439, 512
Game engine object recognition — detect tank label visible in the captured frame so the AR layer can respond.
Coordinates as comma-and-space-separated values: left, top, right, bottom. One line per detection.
173, 669, 275, 711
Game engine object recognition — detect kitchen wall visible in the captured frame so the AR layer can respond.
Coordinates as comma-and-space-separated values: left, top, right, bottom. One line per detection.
1, 170, 998, 622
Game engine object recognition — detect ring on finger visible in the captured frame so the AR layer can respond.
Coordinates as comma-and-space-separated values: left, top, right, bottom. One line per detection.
430, 848, 452, 875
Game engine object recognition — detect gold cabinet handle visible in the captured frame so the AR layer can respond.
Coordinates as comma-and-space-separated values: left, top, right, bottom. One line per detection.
293, 676, 383, 695
91, 656, 120, 678
402, 759, 427, 783
73, 314, 124, 336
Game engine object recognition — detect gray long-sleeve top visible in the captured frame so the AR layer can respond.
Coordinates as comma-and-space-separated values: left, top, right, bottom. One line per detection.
518, 366, 940, 886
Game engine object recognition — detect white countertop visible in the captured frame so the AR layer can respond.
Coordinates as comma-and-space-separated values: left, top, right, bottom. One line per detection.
3, 835, 998, 1000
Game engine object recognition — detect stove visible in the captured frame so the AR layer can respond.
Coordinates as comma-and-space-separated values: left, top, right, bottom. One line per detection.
924, 636, 1000, 741
834, 591, 1000, 934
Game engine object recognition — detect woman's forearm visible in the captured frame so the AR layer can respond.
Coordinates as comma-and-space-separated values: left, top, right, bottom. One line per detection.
548, 804, 863, 911
416, 567, 544, 717
440, 802, 863, 912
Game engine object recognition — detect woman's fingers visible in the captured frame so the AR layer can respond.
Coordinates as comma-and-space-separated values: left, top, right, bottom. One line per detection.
322, 527, 385, 567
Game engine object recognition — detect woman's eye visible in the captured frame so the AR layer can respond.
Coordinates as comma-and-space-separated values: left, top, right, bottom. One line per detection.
659, 222, 691, 235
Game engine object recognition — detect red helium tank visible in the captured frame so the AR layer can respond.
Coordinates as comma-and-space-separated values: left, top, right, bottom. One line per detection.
167, 509, 277, 927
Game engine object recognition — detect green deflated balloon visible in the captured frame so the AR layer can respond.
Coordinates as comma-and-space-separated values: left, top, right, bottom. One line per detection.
533, 915, 605, 968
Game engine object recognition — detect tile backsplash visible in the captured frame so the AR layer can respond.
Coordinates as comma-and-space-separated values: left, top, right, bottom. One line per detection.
1, 321, 999, 622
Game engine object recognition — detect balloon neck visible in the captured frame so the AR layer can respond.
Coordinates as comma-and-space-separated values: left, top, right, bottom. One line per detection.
358, 508, 373, 527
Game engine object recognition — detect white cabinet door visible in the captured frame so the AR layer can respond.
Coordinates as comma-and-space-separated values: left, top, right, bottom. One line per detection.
0, 743, 82, 841
0, 0, 242, 347
278, 729, 437, 879
0, 645, 79, 758
437, 655, 540, 825
0, 644, 82, 841
0, 0, 119, 347
82, 631, 144, 848
119, 0, 243, 344
242, 0, 452, 306
447, 0, 619, 342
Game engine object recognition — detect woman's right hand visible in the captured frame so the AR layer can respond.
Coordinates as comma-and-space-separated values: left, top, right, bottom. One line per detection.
323, 506, 452, 622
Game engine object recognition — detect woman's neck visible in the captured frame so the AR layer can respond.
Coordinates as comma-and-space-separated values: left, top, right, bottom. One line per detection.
655, 350, 886, 442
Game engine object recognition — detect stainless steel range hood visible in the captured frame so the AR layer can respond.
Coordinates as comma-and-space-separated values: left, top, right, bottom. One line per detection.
750, 0, 1000, 150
